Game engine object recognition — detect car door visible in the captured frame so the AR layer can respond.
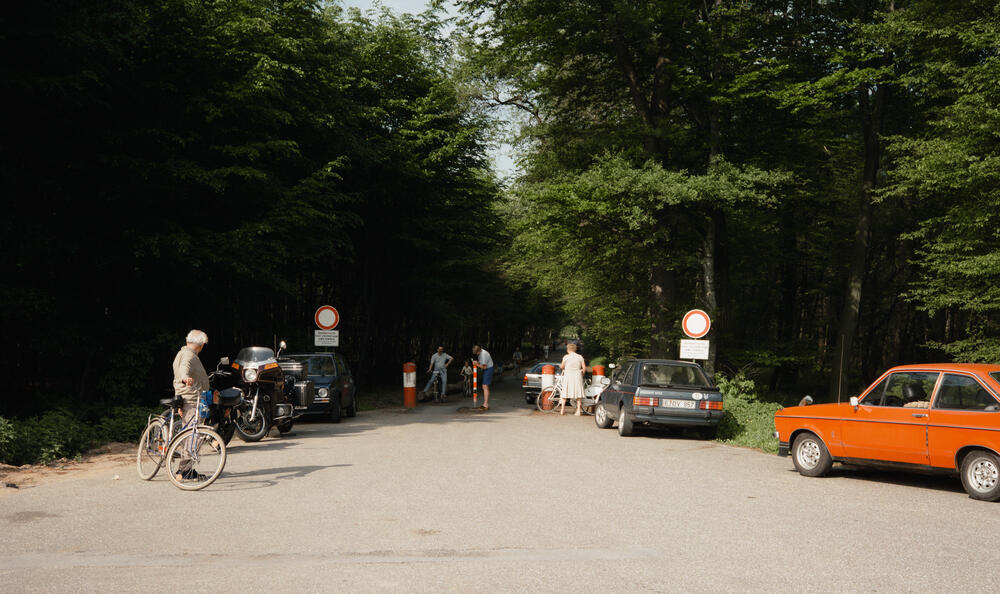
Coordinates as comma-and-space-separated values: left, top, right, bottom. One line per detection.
927, 373, 1000, 469
616, 363, 638, 417
840, 371, 938, 465
335, 354, 355, 404
608, 362, 632, 416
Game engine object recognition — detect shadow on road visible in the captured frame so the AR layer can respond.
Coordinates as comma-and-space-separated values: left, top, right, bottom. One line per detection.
787, 465, 966, 495
211, 464, 351, 491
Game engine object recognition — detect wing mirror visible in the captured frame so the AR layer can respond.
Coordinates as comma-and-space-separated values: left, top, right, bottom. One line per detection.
279, 340, 287, 349
798, 395, 813, 407
608, 363, 617, 369
850, 396, 859, 410
219, 357, 230, 366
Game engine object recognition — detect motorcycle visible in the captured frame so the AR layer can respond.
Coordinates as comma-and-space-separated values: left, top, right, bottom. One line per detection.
228, 341, 313, 442
207, 357, 246, 445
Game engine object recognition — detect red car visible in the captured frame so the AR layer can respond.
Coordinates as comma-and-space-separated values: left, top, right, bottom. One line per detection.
774, 364, 1000, 500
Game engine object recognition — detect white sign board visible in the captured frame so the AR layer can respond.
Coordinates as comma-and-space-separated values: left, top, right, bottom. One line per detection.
315, 330, 340, 347
679, 339, 710, 360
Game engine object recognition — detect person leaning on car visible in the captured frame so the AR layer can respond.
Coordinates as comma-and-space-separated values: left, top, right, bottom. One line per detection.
171, 330, 216, 479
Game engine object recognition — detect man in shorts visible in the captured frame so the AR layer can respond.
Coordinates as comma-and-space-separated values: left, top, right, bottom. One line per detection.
472, 344, 494, 410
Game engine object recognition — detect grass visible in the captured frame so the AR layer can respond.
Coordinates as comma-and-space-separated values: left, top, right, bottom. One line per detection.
714, 373, 782, 454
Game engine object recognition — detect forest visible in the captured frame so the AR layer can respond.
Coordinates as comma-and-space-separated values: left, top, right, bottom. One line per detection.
2, 0, 998, 423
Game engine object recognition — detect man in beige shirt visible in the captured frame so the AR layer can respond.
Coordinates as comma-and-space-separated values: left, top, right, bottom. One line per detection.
171, 329, 213, 480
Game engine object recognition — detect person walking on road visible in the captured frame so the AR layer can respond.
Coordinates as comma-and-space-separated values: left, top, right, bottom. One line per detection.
558, 342, 586, 416
512, 348, 523, 376
424, 346, 453, 402
472, 345, 494, 410
171, 329, 216, 481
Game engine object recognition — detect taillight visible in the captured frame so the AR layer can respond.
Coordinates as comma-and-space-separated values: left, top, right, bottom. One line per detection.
522, 375, 528, 387
633, 396, 658, 406
699, 400, 723, 410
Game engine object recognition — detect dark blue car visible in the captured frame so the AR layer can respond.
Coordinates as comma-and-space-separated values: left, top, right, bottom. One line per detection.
280, 352, 357, 422
594, 359, 723, 438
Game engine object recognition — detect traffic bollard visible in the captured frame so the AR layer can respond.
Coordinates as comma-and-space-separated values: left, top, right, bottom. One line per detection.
403, 362, 416, 408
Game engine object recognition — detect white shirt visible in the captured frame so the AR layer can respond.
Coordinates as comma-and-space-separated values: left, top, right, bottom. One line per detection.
430, 352, 453, 371
477, 349, 494, 369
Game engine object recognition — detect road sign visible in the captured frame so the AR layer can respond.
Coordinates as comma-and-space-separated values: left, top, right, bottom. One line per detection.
679, 339, 710, 360
682, 309, 711, 339
314, 305, 340, 330
315, 330, 339, 347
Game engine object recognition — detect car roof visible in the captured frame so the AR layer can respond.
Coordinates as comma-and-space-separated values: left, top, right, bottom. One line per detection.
886, 363, 1000, 374
620, 359, 703, 366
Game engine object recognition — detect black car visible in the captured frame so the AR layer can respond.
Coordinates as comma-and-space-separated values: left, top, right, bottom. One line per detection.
279, 352, 357, 422
594, 359, 723, 438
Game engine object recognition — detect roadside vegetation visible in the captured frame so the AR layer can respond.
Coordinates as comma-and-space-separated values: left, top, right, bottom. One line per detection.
0, 408, 155, 467
714, 373, 782, 454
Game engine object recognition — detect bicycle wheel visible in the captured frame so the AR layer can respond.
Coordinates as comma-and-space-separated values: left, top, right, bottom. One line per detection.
165, 426, 227, 491
136, 417, 167, 480
537, 386, 561, 413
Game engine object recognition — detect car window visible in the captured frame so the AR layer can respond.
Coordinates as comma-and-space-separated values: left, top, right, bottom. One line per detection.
616, 363, 635, 385
934, 374, 999, 411
294, 356, 335, 377
335, 354, 350, 376
638, 363, 710, 387
866, 372, 939, 408
992, 372, 1000, 385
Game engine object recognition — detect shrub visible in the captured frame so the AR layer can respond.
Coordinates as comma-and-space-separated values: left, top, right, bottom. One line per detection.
96, 406, 158, 443
715, 372, 781, 454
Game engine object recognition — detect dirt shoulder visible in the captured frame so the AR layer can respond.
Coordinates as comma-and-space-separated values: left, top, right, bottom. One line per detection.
0, 442, 134, 494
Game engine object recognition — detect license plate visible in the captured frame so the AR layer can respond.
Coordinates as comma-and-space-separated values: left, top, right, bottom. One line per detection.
661, 399, 695, 409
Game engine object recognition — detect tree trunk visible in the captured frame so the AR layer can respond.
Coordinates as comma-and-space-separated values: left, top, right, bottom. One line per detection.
649, 266, 675, 357
829, 82, 883, 400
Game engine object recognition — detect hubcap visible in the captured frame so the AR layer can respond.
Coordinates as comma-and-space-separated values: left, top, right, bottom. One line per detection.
970, 458, 999, 492
797, 440, 821, 469
596, 405, 606, 424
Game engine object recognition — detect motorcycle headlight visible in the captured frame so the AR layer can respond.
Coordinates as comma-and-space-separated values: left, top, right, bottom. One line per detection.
244, 368, 258, 382
318, 388, 329, 398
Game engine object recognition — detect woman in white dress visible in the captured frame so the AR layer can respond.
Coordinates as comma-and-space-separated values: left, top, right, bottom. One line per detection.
559, 342, 587, 416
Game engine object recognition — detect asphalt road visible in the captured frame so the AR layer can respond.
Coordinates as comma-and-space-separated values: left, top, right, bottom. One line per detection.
3, 379, 1000, 592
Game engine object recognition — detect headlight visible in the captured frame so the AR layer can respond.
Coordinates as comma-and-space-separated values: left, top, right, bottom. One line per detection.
244, 368, 258, 382
318, 388, 329, 398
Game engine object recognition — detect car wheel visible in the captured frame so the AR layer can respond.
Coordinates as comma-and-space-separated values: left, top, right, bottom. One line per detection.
791, 433, 832, 477
594, 402, 614, 429
617, 405, 633, 437
329, 393, 342, 424
960, 450, 1000, 501
345, 393, 357, 418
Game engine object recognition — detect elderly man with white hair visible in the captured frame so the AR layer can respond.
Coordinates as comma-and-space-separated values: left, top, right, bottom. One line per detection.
171, 329, 213, 481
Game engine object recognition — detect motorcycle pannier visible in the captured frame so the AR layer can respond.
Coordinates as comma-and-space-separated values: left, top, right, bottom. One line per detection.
294, 380, 315, 408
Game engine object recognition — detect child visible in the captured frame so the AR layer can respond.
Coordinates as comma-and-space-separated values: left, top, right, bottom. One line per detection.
460, 359, 474, 401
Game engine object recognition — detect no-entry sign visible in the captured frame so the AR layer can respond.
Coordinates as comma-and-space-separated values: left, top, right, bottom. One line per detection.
682, 309, 711, 339
314, 305, 340, 330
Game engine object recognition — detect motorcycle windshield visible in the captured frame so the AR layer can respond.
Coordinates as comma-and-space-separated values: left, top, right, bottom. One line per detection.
235, 346, 276, 364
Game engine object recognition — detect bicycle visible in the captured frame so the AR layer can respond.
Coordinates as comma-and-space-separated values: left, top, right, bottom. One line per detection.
422, 370, 446, 402
536, 375, 565, 413
137, 395, 227, 491
462, 373, 473, 399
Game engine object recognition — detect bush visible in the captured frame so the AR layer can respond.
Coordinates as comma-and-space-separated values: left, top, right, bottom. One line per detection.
0, 406, 156, 466
715, 372, 782, 454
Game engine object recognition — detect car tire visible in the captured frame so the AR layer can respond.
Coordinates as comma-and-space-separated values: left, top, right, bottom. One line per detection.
329, 393, 342, 424
791, 432, 832, 477
960, 450, 1000, 501
617, 405, 634, 437
345, 393, 357, 418
594, 402, 614, 429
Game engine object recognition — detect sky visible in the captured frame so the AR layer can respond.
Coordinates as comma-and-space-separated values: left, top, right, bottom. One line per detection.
338, 0, 518, 177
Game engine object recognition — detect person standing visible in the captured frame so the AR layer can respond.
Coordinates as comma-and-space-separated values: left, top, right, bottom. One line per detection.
558, 342, 586, 416
423, 346, 453, 402
472, 344, 494, 410
512, 348, 523, 376
171, 329, 214, 481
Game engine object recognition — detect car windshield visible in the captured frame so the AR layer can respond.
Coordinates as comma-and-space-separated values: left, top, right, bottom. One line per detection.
235, 347, 275, 364
288, 355, 336, 377
530, 362, 562, 374
638, 363, 711, 387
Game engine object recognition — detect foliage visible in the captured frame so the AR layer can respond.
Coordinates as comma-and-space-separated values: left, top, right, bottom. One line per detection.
715, 372, 781, 454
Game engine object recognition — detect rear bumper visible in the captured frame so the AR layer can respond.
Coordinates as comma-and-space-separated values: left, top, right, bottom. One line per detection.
631, 408, 723, 427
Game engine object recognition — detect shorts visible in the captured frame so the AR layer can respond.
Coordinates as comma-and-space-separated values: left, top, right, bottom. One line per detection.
481, 366, 494, 386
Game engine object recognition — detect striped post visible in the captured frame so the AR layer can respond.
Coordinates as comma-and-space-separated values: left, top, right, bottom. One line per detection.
403, 362, 417, 408
472, 365, 478, 407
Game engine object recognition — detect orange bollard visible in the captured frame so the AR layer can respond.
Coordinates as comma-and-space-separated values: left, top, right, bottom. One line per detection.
472, 365, 478, 407
403, 362, 417, 408
592, 365, 605, 380
539, 365, 556, 410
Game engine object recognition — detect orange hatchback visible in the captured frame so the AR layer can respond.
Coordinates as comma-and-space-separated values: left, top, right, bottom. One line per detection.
774, 364, 1000, 500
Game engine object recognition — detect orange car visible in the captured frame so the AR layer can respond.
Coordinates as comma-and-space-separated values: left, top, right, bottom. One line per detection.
774, 364, 1000, 501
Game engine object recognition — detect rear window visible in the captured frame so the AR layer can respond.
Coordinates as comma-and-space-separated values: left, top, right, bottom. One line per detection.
288, 355, 336, 377
993, 372, 1000, 385
638, 363, 711, 388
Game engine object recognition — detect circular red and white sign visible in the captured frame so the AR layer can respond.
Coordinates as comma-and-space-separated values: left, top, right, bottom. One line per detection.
682, 309, 711, 339
314, 305, 340, 330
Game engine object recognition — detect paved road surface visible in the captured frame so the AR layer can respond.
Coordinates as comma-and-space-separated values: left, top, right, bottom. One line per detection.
3, 379, 999, 592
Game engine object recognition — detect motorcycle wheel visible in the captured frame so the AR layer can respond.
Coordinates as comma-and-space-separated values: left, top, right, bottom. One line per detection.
276, 420, 294, 434
235, 409, 270, 442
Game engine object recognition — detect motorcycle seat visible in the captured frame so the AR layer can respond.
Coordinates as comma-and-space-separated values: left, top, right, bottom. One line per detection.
160, 397, 184, 408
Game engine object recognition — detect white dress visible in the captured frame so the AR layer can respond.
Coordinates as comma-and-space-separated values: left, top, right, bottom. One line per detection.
560, 352, 586, 400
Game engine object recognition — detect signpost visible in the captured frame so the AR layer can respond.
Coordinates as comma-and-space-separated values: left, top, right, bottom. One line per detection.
680, 309, 711, 361
314, 305, 341, 347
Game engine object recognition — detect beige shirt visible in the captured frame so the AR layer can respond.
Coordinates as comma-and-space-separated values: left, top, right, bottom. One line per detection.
172, 346, 210, 399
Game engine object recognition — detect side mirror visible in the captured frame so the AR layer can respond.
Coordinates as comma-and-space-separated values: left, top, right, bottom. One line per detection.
608, 363, 617, 369
219, 357, 230, 366
798, 395, 813, 407
850, 396, 859, 410
279, 340, 287, 349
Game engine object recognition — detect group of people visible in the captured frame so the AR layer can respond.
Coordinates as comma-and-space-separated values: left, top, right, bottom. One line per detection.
423, 344, 499, 409
422, 341, 588, 415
